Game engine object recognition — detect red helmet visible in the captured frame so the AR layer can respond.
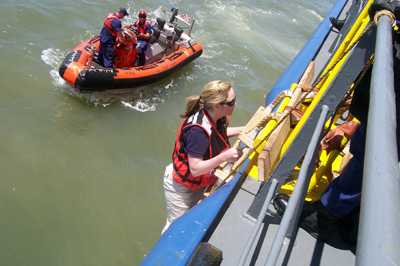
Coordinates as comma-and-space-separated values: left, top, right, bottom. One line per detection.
138, 9, 147, 19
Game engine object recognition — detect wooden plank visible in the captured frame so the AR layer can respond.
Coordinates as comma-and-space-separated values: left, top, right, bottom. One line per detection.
211, 104, 273, 187
286, 61, 315, 109
298, 61, 315, 92
242, 106, 269, 134
257, 150, 268, 182
213, 168, 229, 181
257, 61, 315, 180
238, 134, 254, 148
262, 115, 291, 178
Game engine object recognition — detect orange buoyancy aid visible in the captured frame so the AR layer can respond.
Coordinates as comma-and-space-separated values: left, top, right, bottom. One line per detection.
103, 13, 121, 37
172, 110, 230, 191
114, 42, 137, 68
134, 20, 151, 41
114, 30, 137, 68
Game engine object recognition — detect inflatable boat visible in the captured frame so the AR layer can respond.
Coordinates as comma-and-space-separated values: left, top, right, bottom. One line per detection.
59, 9, 203, 91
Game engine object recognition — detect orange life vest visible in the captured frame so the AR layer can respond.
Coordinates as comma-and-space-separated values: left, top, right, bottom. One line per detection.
172, 110, 230, 191
134, 20, 151, 41
103, 13, 120, 37
114, 30, 137, 68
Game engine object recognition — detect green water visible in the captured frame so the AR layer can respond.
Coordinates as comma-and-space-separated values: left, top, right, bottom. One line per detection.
0, 0, 333, 265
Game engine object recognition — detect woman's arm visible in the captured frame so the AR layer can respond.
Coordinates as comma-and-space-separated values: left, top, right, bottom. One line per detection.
227, 126, 244, 137
188, 148, 239, 177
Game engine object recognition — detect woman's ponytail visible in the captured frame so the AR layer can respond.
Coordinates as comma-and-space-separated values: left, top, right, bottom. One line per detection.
181, 95, 202, 118
180, 80, 232, 118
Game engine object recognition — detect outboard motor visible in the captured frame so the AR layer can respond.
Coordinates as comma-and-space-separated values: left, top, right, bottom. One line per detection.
156, 17, 166, 30
149, 28, 161, 44
174, 27, 183, 42
169, 8, 178, 23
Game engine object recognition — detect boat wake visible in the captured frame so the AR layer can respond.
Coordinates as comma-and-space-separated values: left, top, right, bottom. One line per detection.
121, 101, 156, 112
41, 48, 69, 88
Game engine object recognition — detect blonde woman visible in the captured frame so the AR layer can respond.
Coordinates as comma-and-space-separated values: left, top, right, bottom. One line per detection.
162, 80, 243, 232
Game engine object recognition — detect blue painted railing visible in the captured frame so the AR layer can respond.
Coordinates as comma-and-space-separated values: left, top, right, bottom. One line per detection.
141, 161, 250, 266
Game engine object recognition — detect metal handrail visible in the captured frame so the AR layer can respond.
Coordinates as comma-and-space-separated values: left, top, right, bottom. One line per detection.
238, 179, 279, 266
356, 14, 400, 265
264, 105, 330, 266
237, 106, 329, 266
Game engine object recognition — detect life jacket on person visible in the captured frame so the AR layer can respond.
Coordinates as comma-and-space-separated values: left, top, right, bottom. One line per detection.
103, 13, 121, 38
114, 29, 137, 68
172, 110, 230, 191
134, 20, 151, 41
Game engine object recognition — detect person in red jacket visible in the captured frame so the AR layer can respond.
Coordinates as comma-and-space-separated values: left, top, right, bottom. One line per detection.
162, 80, 244, 232
98, 8, 129, 68
133, 10, 152, 66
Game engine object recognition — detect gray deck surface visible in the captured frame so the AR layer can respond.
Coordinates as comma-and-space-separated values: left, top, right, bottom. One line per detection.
209, 179, 355, 266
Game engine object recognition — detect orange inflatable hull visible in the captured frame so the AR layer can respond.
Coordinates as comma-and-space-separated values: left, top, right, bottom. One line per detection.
59, 36, 203, 91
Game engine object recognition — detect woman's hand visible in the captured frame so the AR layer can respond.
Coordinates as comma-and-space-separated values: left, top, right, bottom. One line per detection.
220, 147, 241, 162
227, 126, 244, 137
187, 148, 241, 177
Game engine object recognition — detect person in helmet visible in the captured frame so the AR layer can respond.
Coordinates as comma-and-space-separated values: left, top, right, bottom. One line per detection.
133, 9, 152, 66
98, 8, 129, 68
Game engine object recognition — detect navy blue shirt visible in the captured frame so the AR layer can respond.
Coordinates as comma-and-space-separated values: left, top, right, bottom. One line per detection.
182, 117, 228, 159
182, 127, 209, 158
100, 19, 122, 44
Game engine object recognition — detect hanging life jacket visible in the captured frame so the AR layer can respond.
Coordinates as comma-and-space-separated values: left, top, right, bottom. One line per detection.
114, 30, 137, 68
103, 13, 121, 38
134, 20, 151, 41
172, 110, 230, 191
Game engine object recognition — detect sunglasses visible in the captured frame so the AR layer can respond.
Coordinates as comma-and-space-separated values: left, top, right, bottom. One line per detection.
222, 97, 236, 107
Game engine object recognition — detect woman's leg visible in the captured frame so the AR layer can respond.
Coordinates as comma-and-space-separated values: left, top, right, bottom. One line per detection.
162, 164, 204, 233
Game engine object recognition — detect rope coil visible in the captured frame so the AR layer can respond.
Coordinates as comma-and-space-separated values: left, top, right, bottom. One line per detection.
374, 10, 395, 25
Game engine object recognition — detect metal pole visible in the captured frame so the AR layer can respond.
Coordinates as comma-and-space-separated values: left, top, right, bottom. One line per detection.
356, 14, 400, 266
264, 105, 329, 266
238, 178, 279, 266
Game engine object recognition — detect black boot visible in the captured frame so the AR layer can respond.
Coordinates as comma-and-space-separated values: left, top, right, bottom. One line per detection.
330, 17, 345, 31
272, 194, 319, 218
338, 207, 359, 253
272, 194, 354, 250
301, 201, 339, 239
302, 201, 358, 250
272, 193, 289, 216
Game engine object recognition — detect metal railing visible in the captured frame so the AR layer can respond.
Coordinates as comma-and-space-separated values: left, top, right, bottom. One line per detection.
357, 13, 400, 266
237, 106, 330, 266
264, 105, 330, 266
238, 179, 279, 266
